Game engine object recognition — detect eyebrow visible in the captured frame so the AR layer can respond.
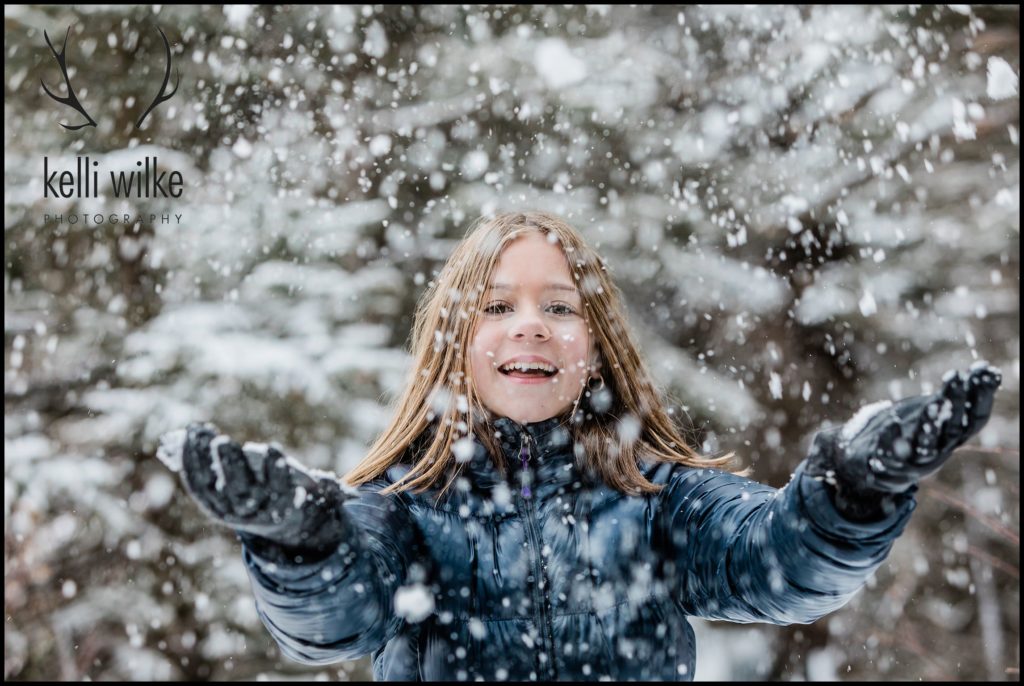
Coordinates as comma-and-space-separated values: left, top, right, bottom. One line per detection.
489, 282, 579, 293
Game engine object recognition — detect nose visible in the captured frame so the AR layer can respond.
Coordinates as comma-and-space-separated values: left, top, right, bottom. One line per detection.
508, 306, 551, 341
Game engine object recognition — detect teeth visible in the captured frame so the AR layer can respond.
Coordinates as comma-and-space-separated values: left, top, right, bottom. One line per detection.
500, 361, 557, 373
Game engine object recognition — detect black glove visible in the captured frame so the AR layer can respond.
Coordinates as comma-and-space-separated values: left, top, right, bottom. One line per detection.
806, 362, 1002, 521
171, 422, 354, 562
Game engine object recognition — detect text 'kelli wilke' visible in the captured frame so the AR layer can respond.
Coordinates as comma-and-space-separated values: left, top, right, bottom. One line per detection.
43, 155, 184, 199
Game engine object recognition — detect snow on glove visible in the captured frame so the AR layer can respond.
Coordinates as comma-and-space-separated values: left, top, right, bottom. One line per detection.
806, 361, 1002, 521
162, 422, 356, 560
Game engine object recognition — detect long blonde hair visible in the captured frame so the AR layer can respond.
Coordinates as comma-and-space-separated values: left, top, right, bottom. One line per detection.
344, 211, 742, 498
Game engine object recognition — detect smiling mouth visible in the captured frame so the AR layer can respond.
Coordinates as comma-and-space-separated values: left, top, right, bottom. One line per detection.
499, 370, 557, 380
498, 367, 558, 379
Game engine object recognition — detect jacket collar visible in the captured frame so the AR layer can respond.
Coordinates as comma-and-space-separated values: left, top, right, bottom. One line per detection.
462, 413, 576, 497
491, 415, 573, 463
411, 412, 580, 509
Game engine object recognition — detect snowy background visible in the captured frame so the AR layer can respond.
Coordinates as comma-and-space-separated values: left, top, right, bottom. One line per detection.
4, 4, 1019, 681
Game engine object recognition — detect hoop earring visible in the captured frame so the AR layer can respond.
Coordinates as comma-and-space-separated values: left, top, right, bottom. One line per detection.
587, 374, 606, 392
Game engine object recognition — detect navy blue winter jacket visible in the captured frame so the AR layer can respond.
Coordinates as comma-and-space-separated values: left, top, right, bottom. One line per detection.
239, 415, 917, 681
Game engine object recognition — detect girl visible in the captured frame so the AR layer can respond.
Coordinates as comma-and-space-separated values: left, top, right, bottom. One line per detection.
162, 211, 1001, 681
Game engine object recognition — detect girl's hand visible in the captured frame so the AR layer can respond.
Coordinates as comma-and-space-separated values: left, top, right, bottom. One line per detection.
806, 362, 1002, 519
162, 422, 354, 555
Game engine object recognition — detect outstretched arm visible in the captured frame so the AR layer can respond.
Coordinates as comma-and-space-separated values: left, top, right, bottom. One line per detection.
656, 460, 916, 625
160, 424, 422, 664
655, 363, 1001, 626
240, 482, 422, 665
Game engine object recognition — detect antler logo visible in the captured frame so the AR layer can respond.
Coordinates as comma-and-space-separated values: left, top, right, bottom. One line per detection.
41, 25, 180, 131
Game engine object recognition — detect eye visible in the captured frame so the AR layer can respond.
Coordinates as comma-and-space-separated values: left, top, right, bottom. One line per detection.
483, 301, 512, 315
548, 302, 577, 316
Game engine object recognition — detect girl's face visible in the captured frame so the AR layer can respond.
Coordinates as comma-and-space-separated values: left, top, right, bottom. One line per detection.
469, 231, 595, 424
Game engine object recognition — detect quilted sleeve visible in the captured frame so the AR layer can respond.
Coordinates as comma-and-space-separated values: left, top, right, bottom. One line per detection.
238, 481, 425, 664
654, 460, 917, 625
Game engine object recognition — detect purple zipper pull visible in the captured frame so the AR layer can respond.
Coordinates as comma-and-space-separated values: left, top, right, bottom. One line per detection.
519, 436, 532, 499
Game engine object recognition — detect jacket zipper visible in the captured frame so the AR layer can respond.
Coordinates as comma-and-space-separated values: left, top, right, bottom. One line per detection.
518, 432, 558, 680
